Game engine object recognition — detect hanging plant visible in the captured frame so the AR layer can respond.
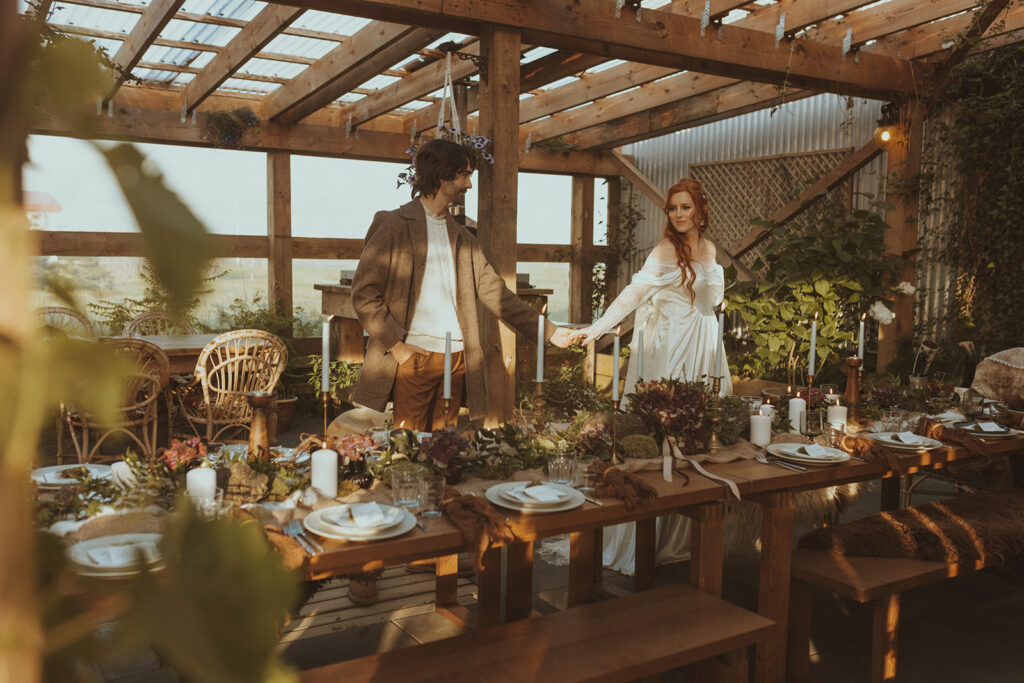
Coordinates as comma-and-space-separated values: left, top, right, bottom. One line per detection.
201, 107, 260, 148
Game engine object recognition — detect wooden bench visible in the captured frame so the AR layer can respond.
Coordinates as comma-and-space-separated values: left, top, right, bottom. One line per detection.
299, 582, 774, 682
787, 549, 991, 682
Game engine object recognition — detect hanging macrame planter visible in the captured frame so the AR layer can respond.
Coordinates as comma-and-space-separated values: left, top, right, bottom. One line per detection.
397, 50, 495, 189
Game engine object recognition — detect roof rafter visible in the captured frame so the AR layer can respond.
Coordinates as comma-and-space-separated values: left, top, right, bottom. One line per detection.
108, 0, 186, 99
869, 3, 1024, 59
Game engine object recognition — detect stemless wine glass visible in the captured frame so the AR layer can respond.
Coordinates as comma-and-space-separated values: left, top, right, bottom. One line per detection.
547, 455, 575, 486
391, 463, 424, 510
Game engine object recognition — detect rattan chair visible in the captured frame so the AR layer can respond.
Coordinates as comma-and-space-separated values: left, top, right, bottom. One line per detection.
123, 311, 196, 336
38, 306, 95, 337
63, 338, 170, 463
172, 329, 288, 442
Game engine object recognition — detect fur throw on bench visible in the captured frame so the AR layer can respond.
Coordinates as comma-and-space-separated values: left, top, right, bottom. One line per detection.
798, 490, 1024, 574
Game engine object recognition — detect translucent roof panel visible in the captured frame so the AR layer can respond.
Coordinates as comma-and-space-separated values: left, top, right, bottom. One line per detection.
220, 77, 279, 94
400, 100, 433, 111
85, 38, 125, 59
522, 46, 558, 61
162, 18, 240, 46
588, 59, 626, 74
133, 67, 181, 85
182, 0, 265, 21
424, 33, 472, 50
239, 58, 307, 80
291, 10, 371, 36
173, 72, 196, 86
333, 92, 366, 105
264, 33, 339, 59
537, 76, 581, 91
359, 74, 402, 90
141, 45, 205, 66
49, 4, 138, 34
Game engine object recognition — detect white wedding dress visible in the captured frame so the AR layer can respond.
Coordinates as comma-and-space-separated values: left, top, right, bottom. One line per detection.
586, 249, 733, 575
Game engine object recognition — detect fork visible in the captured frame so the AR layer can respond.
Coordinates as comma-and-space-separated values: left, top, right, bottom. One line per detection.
754, 451, 807, 472
284, 519, 322, 555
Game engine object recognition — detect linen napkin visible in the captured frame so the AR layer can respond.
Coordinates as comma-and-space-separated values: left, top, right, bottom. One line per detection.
442, 490, 519, 572
507, 484, 565, 504
917, 417, 988, 458
592, 462, 657, 511
893, 431, 922, 445
840, 434, 901, 469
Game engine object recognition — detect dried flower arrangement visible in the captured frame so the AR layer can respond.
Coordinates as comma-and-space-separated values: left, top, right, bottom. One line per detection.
627, 378, 707, 455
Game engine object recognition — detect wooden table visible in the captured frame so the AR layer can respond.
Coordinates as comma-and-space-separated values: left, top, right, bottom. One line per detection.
134, 333, 218, 374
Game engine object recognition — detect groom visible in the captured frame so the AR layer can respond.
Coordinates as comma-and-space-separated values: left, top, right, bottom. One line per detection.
351, 138, 571, 431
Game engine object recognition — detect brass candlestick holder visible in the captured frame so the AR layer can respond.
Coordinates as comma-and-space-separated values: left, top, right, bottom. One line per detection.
845, 356, 863, 424
442, 397, 451, 430
533, 380, 546, 428
247, 391, 272, 460
612, 398, 621, 464
321, 390, 330, 437
708, 376, 723, 455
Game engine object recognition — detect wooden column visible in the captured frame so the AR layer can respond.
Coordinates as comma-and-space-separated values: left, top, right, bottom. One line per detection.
476, 24, 520, 426
267, 151, 293, 334
604, 176, 622, 307
569, 175, 595, 324
877, 99, 923, 368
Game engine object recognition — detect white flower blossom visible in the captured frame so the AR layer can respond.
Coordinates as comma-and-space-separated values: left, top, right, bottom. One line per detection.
869, 301, 896, 325
895, 281, 916, 295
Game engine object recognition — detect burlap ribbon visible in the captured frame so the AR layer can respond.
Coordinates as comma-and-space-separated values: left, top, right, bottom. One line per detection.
593, 462, 658, 510
442, 490, 518, 572
917, 417, 990, 458
840, 434, 901, 469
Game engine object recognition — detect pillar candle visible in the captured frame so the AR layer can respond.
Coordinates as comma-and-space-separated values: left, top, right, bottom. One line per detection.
808, 314, 818, 376
612, 328, 621, 402
536, 305, 546, 383
443, 332, 452, 400
636, 328, 644, 379
311, 447, 338, 499
750, 414, 771, 447
827, 400, 848, 425
321, 319, 330, 392
789, 394, 807, 434
186, 464, 216, 506
857, 314, 866, 359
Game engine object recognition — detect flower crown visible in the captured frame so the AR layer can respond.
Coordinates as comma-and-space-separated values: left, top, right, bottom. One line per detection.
396, 125, 495, 189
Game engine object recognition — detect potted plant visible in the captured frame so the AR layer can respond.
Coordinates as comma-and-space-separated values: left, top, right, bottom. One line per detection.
307, 356, 362, 411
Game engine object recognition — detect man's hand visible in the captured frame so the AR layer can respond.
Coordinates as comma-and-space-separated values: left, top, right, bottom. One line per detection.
390, 341, 430, 365
548, 327, 574, 348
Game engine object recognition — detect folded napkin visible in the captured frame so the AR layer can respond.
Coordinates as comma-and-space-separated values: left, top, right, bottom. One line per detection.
592, 462, 657, 511
976, 422, 1007, 433
893, 431, 922, 444
442, 490, 519, 572
917, 417, 988, 458
348, 502, 385, 527
840, 435, 901, 469
801, 443, 835, 458
507, 484, 565, 504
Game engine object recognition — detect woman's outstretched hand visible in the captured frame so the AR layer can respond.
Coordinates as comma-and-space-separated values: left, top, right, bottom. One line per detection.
567, 327, 598, 345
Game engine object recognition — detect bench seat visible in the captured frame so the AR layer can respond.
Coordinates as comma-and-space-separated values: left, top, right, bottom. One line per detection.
300, 582, 774, 682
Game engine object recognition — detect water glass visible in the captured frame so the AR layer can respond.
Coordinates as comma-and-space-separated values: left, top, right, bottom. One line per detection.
743, 396, 764, 415
881, 409, 906, 432
194, 487, 228, 520
547, 456, 575, 486
826, 422, 846, 448
575, 456, 599, 492
391, 463, 423, 509
419, 472, 446, 518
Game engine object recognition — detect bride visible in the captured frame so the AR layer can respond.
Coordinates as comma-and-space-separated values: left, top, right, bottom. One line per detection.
570, 176, 732, 575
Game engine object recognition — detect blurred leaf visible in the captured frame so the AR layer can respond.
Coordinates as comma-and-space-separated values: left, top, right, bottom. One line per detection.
30, 28, 115, 124
97, 144, 216, 315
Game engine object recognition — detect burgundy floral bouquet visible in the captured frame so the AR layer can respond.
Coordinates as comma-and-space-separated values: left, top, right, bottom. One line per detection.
157, 437, 208, 471
420, 430, 472, 484
627, 378, 707, 455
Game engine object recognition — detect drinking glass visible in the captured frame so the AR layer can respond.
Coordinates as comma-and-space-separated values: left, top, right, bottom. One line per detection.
826, 423, 846, 448
881, 409, 906, 432
419, 472, 446, 518
547, 455, 575, 486
743, 396, 764, 415
575, 456, 599, 492
391, 463, 423, 509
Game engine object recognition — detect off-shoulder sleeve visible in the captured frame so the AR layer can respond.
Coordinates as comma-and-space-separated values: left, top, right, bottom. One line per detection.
575, 252, 681, 343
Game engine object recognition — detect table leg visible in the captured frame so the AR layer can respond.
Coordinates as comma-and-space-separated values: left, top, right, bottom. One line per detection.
435, 554, 458, 606
568, 528, 599, 607
635, 517, 656, 592
870, 593, 901, 682
786, 580, 813, 683
684, 502, 724, 596
506, 541, 533, 621
880, 476, 901, 511
752, 491, 794, 683
476, 546, 502, 628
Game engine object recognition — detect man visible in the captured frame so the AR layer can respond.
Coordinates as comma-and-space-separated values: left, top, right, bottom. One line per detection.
351, 138, 572, 430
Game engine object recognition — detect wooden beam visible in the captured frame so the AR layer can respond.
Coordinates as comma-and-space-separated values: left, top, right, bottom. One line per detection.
280, 0, 928, 99
609, 151, 754, 282
520, 51, 607, 93
476, 24, 521, 427
267, 152, 293, 328
730, 139, 883, 259
108, 0, 186, 99
184, 4, 303, 113
867, 3, 1024, 59
264, 22, 440, 124
569, 176, 595, 324
809, 0, 980, 51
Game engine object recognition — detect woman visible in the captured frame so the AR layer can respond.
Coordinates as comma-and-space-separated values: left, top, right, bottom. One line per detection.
570, 177, 732, 575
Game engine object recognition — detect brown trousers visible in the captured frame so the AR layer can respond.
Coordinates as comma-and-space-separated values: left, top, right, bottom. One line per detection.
393, 351, 465, 432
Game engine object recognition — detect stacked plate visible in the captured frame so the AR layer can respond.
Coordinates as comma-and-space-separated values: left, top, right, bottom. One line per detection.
67, 533, 163, 579
303, 502, 416, 541
765, 443, 850, 466
953, 421, 1020, 440
869, 432, 944, 451
32, 464, 112, 489
485, 482, 585, 513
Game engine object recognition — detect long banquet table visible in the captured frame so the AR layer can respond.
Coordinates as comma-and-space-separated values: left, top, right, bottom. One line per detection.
297, 434, 1024, 683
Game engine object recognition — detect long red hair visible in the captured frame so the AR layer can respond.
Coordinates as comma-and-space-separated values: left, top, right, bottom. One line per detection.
661, 177, 710, 303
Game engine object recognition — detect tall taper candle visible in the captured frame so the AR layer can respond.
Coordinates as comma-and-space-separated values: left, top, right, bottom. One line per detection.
612, 327, 621, 401
536, 304, 547, 383
443, 332, 452, 400
857, 313, 866, 359
636, 328, 644, 379
321, 319, 330, 393
808, 313, 818, 376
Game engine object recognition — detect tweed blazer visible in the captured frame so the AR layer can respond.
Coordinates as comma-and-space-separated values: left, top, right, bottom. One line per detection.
351, 199, 557, 421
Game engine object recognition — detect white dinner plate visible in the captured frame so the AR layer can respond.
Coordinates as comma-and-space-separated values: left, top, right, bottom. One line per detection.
32, 464, 112, 488
766, 444, 850, 466
869, 432, 944, 451
485, 482, 585, 514
304, 507, 416, 542
954, 422, 1020, 439
500, 483, 573, 508
312, 503, 405, 537
67, 533, 162, 575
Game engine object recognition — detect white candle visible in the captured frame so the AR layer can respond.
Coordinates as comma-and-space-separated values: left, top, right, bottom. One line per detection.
612, 328, 621, 401
536, 305, 546, 383
750, 414, 771, 447
857, 314, 866, 359
311, 447, 338, 499
186, 465, 216, 506
636, 328, 644, 379
808, 314, 818, 376
443, 332, 452, 400
827, 400, 848, 426
321, 319, 330, 393
789, 394, 807, 434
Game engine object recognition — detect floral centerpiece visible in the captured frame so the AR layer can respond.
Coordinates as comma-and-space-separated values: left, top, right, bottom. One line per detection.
419, 430, 473, 484
627, 378, 706, 455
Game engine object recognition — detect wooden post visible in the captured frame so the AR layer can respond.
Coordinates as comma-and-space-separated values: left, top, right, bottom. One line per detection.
267, 151, 293, 336
877, 99, 923, 368
570, 175, 595, 324
476, 24, 520, 426
604, 176, 622, 308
